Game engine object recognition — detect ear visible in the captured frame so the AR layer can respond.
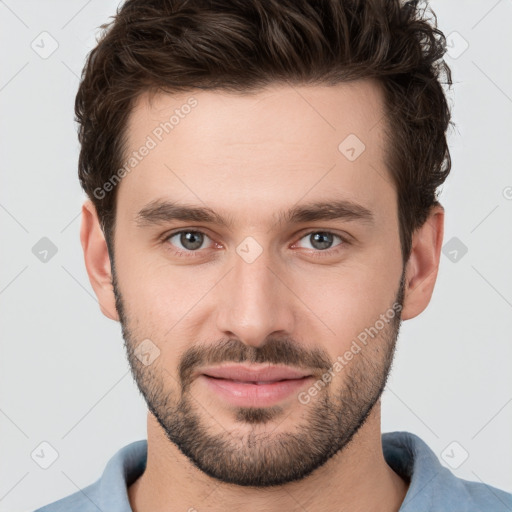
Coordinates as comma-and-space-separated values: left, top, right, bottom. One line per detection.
80, 199, 120, 321
401, 204, 444, 321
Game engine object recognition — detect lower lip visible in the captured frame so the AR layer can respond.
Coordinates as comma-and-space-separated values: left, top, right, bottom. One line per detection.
199, 375, 313, 407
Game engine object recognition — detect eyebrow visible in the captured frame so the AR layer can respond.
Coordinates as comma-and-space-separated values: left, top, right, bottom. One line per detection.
135, 198, 375, 229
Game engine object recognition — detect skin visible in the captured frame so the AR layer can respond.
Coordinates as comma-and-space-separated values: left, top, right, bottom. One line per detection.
80, 79, 444, 512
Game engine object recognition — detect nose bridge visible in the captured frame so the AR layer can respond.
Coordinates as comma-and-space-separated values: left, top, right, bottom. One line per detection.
215, 241, 295, 346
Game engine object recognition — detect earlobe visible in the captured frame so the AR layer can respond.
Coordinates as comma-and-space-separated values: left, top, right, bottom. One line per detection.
80, 199, 120, 321
401, 205, 444, 321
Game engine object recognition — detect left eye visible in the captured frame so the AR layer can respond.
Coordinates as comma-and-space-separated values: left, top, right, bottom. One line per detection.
295, 231, 344, 251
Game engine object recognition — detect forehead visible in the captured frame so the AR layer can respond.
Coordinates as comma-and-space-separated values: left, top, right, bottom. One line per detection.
117, 80, 395, 227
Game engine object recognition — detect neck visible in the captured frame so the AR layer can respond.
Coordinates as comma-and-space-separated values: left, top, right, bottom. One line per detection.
128, 401, 409, 512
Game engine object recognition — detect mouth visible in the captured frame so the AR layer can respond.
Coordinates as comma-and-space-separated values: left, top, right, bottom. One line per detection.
197, 364, 314, 407
200, 364, 312, 382
204, 375, 312, 387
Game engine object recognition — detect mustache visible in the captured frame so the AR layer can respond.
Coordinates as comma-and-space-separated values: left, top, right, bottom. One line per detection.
178, 337, 333, 392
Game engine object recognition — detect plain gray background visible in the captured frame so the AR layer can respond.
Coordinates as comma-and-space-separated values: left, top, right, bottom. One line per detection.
1, 1, 511, 511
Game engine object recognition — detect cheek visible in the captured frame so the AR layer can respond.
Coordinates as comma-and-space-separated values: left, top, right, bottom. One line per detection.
114, 252, 177, 330
115, 250, 219, 350
288, 258, 401, 353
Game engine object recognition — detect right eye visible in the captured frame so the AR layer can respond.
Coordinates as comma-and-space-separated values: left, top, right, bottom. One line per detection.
163, 229, 218, 257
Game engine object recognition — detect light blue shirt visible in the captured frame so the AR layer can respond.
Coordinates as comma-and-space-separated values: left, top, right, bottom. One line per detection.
34, 431, 512, 511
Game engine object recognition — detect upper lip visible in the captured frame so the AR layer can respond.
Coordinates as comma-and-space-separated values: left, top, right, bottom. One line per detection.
200, 365, 312, 382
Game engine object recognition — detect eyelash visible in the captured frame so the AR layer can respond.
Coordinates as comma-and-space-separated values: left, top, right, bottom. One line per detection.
161, 229, 350, 260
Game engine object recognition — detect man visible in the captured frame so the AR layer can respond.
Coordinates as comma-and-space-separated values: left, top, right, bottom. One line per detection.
35, 0, 512, 511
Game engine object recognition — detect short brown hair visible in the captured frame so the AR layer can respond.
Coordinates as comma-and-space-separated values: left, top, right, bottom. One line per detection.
75, 0, 453, 264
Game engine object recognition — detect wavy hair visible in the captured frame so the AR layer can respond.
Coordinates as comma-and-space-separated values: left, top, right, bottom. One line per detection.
75, 0, 453, 263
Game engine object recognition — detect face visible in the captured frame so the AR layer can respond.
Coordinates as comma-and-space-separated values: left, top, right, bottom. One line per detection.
110, 80, 405, 486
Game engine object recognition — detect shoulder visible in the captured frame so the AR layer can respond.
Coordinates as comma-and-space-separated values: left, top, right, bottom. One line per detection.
32, 440, 147, 512
403, 471, 512, 512
32, 480, 102, 512
383, 431, 512, 512
436, 474, 512, 511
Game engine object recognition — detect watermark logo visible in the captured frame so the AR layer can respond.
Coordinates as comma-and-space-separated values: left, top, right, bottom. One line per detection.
236, 236, 264, 264
31, 31, 59, 59
445, 31, 469, 60
338, 134, 366, 162
134, 339, 161, 366
441, 441, 469, 469
442, 236, 468, 263
31, 441, 59, 469
32, 237, 58, 263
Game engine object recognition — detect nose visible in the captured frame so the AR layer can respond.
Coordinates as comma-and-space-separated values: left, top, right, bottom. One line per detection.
214, 244, 296, 348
